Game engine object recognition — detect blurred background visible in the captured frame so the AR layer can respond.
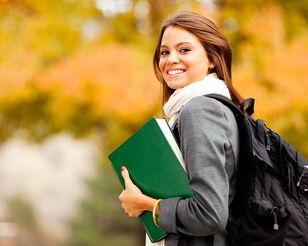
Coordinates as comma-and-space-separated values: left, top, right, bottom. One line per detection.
0, 0, 307, 245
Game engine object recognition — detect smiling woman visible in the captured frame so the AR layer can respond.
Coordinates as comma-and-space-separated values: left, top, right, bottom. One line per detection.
117, 11, 244, 246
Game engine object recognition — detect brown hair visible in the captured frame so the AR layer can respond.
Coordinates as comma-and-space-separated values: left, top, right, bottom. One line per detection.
153, 11, 243, 106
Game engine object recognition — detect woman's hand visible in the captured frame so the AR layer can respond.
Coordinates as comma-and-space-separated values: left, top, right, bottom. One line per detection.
119, 166, 158, 217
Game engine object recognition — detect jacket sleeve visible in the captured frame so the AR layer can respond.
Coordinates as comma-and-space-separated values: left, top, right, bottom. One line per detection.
158, 96, 234, 236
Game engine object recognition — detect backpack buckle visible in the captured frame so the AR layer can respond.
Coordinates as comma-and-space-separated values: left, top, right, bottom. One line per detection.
240, 98, 255, 116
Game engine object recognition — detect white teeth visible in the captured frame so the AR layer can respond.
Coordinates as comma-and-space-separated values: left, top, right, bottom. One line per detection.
167, 70, 184, 75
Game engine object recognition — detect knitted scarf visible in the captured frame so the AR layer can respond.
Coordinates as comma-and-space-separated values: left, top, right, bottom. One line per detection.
163, 73, 231, 127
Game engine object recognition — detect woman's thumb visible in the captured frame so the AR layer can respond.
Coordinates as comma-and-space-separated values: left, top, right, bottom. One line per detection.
121, 166, 133, 188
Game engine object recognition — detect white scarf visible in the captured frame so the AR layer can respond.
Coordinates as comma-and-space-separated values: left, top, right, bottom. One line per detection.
145, 73, 230, 246
163, 73, 231, 127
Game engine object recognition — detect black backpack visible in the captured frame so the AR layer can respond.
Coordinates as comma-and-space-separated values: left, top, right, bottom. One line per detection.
206, 94, 308, 246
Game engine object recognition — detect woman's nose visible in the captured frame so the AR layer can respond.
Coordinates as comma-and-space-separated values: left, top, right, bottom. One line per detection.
166, 52, 180, 64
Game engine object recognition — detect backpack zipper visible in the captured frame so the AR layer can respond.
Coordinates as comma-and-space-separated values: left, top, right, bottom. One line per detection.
297, 165, 308, 188
271, 207, 279, 230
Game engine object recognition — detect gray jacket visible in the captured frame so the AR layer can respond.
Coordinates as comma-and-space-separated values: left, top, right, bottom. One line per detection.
158, 96, 239, 246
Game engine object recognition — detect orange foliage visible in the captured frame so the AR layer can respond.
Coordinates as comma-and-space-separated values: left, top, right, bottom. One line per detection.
0, 52, 40, 96
37, 44, 161, 125
241, 4, 284, 47
234, 4, 308, 121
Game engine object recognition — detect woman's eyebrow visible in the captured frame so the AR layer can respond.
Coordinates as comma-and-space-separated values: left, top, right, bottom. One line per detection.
176, 42, 193, 47
160, 42, 193, 49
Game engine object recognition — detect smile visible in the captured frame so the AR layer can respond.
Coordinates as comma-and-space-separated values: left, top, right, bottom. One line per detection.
167, 69, 185, 75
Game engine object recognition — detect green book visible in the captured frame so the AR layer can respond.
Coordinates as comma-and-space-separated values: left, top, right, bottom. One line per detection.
108, 117, 192, 243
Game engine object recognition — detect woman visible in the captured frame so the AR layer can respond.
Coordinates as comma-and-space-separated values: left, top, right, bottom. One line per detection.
119, 11, 243, 246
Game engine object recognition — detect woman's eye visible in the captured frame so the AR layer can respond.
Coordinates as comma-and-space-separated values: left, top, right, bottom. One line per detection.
160, 50, 169, 56
179, 48, 191, 53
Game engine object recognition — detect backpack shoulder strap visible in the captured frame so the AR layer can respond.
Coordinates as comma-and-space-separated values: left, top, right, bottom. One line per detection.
205, 94, 245, 118
204, 93, 253, 169
204, 94, 256, 211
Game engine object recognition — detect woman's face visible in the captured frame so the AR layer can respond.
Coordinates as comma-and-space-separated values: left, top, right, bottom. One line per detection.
158, 25, 211, 90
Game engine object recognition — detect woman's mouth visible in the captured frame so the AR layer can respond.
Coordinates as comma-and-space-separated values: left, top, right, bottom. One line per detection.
167, 69, 185, 75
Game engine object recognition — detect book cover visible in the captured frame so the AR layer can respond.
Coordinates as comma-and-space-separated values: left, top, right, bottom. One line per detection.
108, 117, 192, 242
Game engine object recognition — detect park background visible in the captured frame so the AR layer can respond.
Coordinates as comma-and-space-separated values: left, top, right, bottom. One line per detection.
0, 0, 307, 245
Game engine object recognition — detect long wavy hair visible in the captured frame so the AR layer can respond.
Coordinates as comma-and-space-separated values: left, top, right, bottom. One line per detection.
153, 11, 243, 106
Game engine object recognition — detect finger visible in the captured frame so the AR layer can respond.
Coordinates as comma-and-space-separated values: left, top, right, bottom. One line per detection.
121, 166, 133, 188
118, 191, 124, 201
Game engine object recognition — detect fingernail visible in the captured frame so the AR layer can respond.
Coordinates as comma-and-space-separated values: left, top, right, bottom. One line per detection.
121, 166, 125, 172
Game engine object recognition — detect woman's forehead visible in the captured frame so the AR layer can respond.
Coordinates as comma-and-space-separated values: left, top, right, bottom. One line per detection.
160, 26, 200, 47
